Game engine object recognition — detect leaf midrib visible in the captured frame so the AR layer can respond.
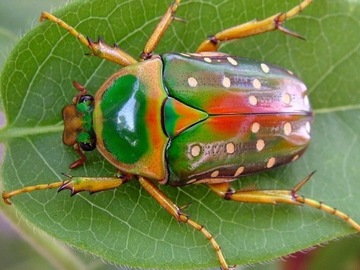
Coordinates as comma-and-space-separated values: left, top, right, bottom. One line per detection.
0, 123, 62, 140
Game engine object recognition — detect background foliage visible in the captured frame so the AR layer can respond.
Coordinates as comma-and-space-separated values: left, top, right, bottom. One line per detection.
1, 0, 360, 269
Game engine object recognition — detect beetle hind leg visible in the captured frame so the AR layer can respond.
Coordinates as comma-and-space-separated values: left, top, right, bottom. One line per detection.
196, 0, 312, 52
208, 172, 360, 232
138, 177, 233, 270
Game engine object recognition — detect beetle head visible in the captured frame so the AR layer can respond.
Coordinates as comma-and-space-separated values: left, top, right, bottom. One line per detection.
62, 82, 96, 168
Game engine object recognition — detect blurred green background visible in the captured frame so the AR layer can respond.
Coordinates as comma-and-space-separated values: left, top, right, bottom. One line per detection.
1, 1, 360, 270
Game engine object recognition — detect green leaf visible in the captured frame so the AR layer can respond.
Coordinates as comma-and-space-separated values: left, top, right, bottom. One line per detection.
0, 0, 69, 68
1, 0, 360, 269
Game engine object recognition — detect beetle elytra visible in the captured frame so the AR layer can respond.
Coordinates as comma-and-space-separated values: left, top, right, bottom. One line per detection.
2, 1, 360, 269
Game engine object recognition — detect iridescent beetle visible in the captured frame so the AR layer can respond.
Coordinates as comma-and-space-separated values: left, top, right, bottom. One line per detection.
3, 1, 360, 269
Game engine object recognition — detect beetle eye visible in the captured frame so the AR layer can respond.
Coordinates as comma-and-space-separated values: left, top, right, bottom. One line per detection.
78, 94, 94, 104
80, 139, 96, 151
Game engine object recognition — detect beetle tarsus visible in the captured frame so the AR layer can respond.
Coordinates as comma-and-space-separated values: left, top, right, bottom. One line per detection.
2, 192, 12, 205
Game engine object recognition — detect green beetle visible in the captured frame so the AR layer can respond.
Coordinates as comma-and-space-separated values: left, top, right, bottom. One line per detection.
63, 52, 310, 186
3, 1, 360, 269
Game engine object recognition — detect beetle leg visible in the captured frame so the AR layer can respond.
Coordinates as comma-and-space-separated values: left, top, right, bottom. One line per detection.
138, 177, 233, 270
208, 172, 360, 232
58, 174, 132, 195
196, 0, 312, 52
2, 173, 133, 205
69, 142, 87, 169
140, 0, 181, 60
40, 12, 137, 66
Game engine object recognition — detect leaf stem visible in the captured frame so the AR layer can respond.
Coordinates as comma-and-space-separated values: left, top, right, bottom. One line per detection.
0, 124, 63, 140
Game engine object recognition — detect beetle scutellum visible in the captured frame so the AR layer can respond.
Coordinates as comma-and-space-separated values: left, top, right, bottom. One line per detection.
2, 1, 360, 269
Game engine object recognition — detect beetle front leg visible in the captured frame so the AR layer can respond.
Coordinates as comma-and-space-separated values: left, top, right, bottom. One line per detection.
196, 0, 312, 52
138, 177, 233, 270
40, 12, 137, 66
208, 173, 360, 232
2, 173, 133, 205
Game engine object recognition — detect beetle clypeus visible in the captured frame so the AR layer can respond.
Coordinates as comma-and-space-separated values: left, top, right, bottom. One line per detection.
2, 0, 360, 269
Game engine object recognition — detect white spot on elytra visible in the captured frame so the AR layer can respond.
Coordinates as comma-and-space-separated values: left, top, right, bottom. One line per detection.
292, 155, 299, 162
191, 145, 201, 157
282, 92, 291, 105
251, 122, 260, 133
283, 122, 292, 136
226, 142, 235, 154
234, 166, 244, 177
204, 57, 212, 63
261, 63, 270, 73
266, 157, 276, 168
211, 170, 219, 177
227, 57, 238, 66
222, 76, 231, 88
252, 79, 262, 89
188, 77, 198, 87
249, 95, 258, 106
256, 139, 265, 152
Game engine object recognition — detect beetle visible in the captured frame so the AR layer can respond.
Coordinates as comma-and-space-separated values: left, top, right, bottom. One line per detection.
2, 0, 360, 269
